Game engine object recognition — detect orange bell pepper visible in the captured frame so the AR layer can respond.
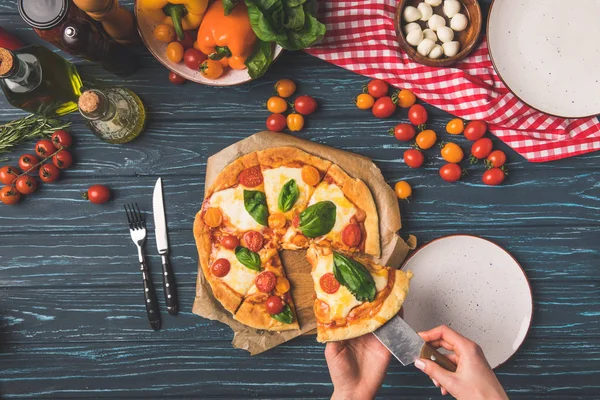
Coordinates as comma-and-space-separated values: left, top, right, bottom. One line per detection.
196, 0, 257, 70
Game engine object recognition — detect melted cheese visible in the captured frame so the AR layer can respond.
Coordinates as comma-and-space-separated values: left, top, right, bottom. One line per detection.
262, 167, 313, 217
209, 186, 264, 231
214, 247, 258, 295
308, 182, 356, 241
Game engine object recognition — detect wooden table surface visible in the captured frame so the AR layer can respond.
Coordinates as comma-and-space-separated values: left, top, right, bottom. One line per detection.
1, 1, 599, 399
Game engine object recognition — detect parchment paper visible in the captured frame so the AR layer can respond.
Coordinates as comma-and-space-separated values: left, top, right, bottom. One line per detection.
192, 132, 416, 355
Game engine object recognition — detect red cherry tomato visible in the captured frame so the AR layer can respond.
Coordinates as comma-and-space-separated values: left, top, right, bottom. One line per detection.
0, 185, 20, 205
85, 184, 111, 204
211, 258, 231, 277
392, 123, 416, 141
266, 295, 285, 314
255, 271, 277, 293
408, 104, 428, 125
464, 121, 488, 141
471, 138, 493, 159
168, 71, 187, 85
294, 95, 318, 116
220, 235, 240, 250
184, 48, 206, 70
19, 154, 40, 172
403, 149, 425, 168
266, 113, 286, 132
35, 139, 57, 158
178, 30, 196, 49
367, 79, 389, 98
439, 163, 462, 182
320, 272, 341, 294
372, 96, 396, 118
15, 175, 37, 195
487, 150, 506, 168
482, 168, 506, 186
292, 215, 300, 228
51, 130, 72, 149
39, 164, 60, 183
0, 165, 19, 184
243, 230, 264, 252
52, 150, 73, 169
239, 166, 263, 187
341, 223, 362, 247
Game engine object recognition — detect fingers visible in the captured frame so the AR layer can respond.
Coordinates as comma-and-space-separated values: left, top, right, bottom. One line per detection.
418, 325, 472, 356
324, 341, 346, 361
414, 358, 455, 392
431, 378, 449, 396
427, 339, 454, 352
446, 353, 459, 364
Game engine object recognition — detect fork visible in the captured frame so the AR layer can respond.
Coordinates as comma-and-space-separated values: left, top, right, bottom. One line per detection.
125, 203, 161, 331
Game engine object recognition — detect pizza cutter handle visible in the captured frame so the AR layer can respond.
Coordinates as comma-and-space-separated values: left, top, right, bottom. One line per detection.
420, 343, 457, 372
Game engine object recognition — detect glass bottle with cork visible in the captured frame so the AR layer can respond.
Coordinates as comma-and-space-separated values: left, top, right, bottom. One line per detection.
78, 87, 146, 144
0, 46, 82, 117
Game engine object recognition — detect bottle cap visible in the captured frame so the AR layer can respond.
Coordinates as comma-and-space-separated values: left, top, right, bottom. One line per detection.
0, 48, 15, 76
78, 91, 100, 113
18, 0, 70, 30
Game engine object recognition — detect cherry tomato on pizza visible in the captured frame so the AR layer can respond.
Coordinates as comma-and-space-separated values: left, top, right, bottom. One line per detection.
294, 95, 318, 115
482, 168, 506, 186
19, 154, 40, 172
439, 163, 462, 182
471, 138, 493, 159
211, 258, 231, 277
464, 120, 488, 141
51, 129, 72, 149
391, 123, 416, 141
367, 79, 389, 98
268, 213, 286, 229
239, 166, 263, 187
203, 207, 222, 228
292, 215, 300, 228
243, 230, 264, 252
440, 142, 464, 163
320, 272, 340, 294
372, 96, 396, 118
355, 93, 375, 110
255, 271, 277, 293
15, 175, 37, 195
0, 185, 20, 205
0, 165, 19, 185
39, 163, 60, 183
342, 223, 362, 247
408, 104, 428, 125
394, 181, 412, 199
266, 295, 285, 314
220, 235, 240, 250
301, 165, 320, 186
486, 150, 507, 168
403, 149, 425, 168
415, 129, 437, 150
266, 113, 286, 132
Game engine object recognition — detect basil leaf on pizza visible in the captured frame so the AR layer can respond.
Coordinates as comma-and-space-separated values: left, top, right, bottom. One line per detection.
278, 179, 299, 212
235, 246, 262, 271
271, 304, 293, 324
299, 200, 336, 238
244, 190, 269, 226
332, 251, 376, 302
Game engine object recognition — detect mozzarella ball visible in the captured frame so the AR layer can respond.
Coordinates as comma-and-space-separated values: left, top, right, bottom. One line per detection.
429, 44, 444, 59
425, 0, 442, 5
428, 14, 446, 31
417, 38, 436, 56
422, 28, 438, 42
450, 13, 468, 31
418, 2, 433, 21
443, 0, 461, 18
403, 6, 422, 23
404, 22, 422, 35
437, 26, 454, 43
442, 41, 461, 57
406, 29, 424, 46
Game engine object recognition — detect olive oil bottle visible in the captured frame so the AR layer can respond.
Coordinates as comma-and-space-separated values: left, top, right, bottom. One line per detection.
78, 87, 146, 144
0, 45, 82, 116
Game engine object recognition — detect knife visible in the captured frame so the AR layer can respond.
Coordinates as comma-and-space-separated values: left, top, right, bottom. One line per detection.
374, 315, 457, 372
153, 177, 178, 315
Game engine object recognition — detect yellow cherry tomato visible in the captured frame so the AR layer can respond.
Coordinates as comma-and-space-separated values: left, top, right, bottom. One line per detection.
193, 41, 202, 51
200, 59, 224, 79
287, 113, 304, 131
275, 79, 296, 98
397, 89, 416, 108
441, 142, 464, 163
154, 24, 176, 43
267, 96, 288, 114
446, 118, 465, 135
356, 93, 375, 110
166, 41, 184, 63
416, 129, 437, 150
394, 181, 412, 199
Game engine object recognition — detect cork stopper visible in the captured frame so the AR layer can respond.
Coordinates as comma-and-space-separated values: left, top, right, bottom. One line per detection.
0, 48, 15, 76
78, 91, 100, 113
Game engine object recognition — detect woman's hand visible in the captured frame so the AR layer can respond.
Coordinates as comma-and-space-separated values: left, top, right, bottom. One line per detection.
415, 325, 509, 400
325, 333, 391, 400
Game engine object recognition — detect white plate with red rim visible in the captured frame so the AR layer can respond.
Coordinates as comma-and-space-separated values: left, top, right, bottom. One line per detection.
134, 2, 283, 86
401, 235, 532, 369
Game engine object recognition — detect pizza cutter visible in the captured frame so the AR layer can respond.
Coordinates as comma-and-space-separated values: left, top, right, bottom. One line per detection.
374, 315, 457, 372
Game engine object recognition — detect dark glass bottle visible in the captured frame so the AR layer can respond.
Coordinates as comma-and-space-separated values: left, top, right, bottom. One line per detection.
61, 18, 138, 76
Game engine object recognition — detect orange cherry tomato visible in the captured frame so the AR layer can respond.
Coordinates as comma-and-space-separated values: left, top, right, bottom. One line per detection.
394, 181, 412, 199
416, 129, 437, 150
166, 41, 184, 63
446, 118, 465, 135
267, 96, 288, 114
275, 276, 291, 295
268, 213, 287, 229
287, 113, 304, 132
301, 165, 320, 186
203, 207, 222, 227
397, 89, 416, 108
355, 93, 375, 110
153, 24, 176, 43
200, 59, 224, 79
441, 142, 464, 163
275, 79, 296, 98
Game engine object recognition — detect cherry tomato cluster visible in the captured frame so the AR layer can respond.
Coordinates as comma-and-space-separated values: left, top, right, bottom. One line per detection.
265, 79, 318, 133
0, 130, 74, 205
355, 79, 418, 118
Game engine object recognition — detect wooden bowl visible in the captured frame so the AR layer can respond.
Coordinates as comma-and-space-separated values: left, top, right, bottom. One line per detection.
395, 0, 482, 67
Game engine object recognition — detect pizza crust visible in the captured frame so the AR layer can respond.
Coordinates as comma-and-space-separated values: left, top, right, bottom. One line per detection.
326, 164, 381, 257
205, 152, 260, 197
257, 146, 332, 173
234, 293, 300, 331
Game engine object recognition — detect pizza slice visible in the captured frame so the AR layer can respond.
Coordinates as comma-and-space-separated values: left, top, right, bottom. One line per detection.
306, 244, 412, 342
256, 147, 331, 250
296, 164, 380, 257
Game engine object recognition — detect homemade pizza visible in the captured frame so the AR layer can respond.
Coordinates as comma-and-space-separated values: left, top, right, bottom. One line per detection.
193, 147, 412, 342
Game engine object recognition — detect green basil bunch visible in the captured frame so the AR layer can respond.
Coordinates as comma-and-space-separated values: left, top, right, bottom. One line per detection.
278, 179, 299, 212
271, 304, 293, 323
235, 246, 262, 271
333, 252, 376, 302
244, 190, 269, 226
299, 200, 336, 238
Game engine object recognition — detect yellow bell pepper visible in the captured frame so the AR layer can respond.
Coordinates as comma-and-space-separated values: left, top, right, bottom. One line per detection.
140, 0, 208, 40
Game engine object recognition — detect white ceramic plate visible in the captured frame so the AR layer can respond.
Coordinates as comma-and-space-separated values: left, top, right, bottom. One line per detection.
401, 235, 532, 369
487, 0, 600, 117
135, 3, 283, 86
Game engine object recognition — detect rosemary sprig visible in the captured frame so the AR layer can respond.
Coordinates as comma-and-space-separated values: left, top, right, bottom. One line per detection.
0, 115, 71, 161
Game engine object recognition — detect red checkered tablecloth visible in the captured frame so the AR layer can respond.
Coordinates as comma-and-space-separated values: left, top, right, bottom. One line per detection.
305, 0, 600, 162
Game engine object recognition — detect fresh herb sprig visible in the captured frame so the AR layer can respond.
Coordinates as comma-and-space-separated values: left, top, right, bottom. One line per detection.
0, 115, 71, 161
